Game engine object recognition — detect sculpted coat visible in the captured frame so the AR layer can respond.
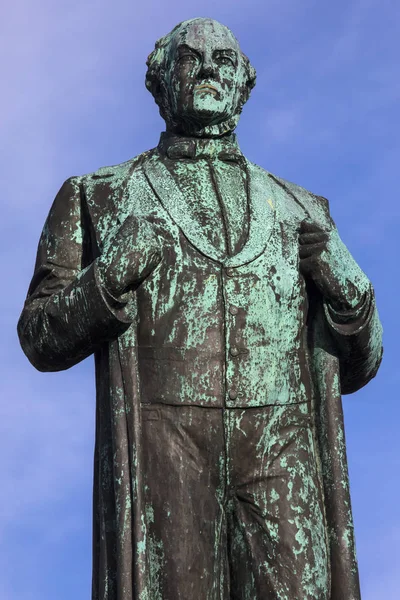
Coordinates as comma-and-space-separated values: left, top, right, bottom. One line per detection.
18, 139, 382, 598
18, 17, 383, 600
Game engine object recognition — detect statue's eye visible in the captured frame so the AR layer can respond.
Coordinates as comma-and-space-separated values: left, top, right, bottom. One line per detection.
178, 53, 199, 64
214, 54, 236, 67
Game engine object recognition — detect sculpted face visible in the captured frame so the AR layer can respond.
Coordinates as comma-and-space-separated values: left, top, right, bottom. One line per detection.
166, 19, 243, 134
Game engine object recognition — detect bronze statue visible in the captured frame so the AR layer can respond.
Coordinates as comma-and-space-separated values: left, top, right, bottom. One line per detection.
18, 17, 383, 600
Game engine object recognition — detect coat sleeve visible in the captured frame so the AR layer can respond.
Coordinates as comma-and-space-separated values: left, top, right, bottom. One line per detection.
17, 177, 135, 372
323, 288, 383, 394
317, 197, 383, 394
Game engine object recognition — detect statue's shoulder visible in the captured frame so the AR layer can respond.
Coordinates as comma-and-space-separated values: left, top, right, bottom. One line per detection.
80, 149, 154, 184
248, 161, 333, 226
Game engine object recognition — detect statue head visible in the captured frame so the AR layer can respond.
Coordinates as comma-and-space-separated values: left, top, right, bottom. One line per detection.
145, 18, 256, 138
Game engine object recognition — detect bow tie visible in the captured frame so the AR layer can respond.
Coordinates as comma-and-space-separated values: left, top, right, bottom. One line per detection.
158, 133, 244, 164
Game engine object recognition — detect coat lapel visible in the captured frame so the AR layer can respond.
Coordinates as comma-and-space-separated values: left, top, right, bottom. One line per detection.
143, 154, 225, 263
143, 154, 276, 267
224, 161, 276, 267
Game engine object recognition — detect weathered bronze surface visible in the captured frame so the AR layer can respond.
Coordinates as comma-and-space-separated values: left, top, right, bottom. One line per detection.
18, 17, 383, 600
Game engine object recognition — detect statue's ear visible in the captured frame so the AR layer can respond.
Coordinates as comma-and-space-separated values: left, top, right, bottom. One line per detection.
145, 48, 166, 109
156, 72, 168, 108
237, 58, 256, 111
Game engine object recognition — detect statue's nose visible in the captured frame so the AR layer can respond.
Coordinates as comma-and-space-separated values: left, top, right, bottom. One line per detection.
198, 59, 215, 79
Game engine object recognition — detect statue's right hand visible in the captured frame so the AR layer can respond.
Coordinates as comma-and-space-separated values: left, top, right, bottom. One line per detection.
97, 215, 162, 297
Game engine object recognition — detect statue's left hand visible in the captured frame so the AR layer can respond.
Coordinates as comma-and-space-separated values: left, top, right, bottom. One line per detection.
298, 221, 362, 311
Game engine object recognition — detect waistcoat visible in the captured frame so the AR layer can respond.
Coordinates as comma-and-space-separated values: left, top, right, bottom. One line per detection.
133, 153, 313, 408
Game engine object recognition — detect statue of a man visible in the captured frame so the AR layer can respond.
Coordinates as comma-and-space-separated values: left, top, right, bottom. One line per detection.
18, 17, 383, 600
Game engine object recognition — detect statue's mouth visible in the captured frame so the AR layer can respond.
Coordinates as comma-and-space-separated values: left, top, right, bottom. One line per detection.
195, 84, 219, 96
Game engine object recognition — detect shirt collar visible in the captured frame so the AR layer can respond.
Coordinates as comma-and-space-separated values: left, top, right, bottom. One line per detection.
157, 131, 244, 163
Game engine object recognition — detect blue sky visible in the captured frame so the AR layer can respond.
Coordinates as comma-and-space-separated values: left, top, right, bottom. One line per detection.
1, 0, 399, 597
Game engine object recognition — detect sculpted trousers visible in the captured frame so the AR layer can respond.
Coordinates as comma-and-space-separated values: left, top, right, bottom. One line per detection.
141, 403, 330, 600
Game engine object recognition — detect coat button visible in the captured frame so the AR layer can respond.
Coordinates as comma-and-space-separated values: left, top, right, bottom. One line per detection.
228, 389, 238, 400
229, 305, 239, 315
230, 346, 239, 357
226, 268, 235, 277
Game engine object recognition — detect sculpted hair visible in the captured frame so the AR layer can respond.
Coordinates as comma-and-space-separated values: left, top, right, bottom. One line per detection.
145, 20, 257, 126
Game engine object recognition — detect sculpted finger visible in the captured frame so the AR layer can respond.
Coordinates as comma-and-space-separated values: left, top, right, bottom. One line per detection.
299, 242, 327, 259
299, 220, 326, 235
299, 232, 329, 245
